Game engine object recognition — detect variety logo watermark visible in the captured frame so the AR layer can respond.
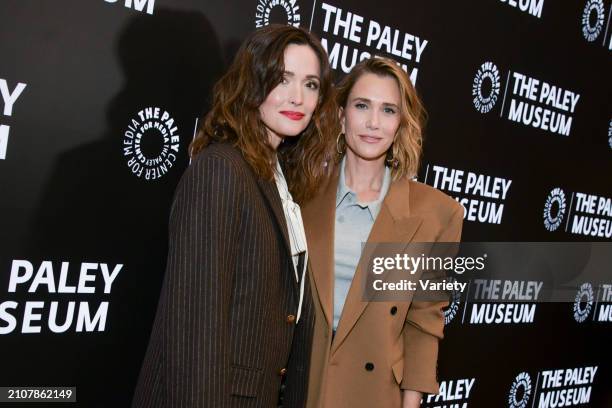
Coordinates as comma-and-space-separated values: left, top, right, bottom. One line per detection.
508, 372, 532, 408
255, 0, 301, 28
122, 107, 180, 181
316, 2, 428, 82
0, 78, 27, 160
543, 188, 567, 232
428, 165, 512, 225
472, 62, 501, 114
0, 260, 122, 334
104, 0, 155, 15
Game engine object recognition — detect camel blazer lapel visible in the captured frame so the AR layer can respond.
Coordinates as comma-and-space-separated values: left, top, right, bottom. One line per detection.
302, 167, 423, 356
302, 171, 336, 328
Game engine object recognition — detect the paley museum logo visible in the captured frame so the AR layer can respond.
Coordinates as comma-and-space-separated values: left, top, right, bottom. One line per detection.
508, 371, 532, 408
255, 0, 301, 28
581, 0, 605, 42
543, 188, 567, 232
472, 61, 501, 114
122, 107, 180, 181
508, 366, 598, 407
573, 282, 594, 323
472, 61, 581, 137
543, 187, 612, 238
573, 282, 612, 323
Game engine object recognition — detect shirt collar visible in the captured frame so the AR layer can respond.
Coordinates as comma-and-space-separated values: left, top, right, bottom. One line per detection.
274, 158, 290, 200
336, 155, 391, 219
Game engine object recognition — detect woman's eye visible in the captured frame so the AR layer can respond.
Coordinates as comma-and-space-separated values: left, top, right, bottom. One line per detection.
355, 102, 367, 109
281, 76, 289, 84
384, 107, 396, 114
306, 81, 320, 90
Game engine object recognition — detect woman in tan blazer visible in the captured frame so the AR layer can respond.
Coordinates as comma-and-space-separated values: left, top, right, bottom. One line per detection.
302, 58, 464, 408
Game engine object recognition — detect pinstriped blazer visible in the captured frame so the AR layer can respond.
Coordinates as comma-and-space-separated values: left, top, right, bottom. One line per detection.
132, 142, 314, 408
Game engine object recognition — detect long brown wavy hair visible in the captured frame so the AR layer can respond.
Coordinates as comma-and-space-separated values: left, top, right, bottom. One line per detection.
190, 24, 338, 203
336, 57, 427, 180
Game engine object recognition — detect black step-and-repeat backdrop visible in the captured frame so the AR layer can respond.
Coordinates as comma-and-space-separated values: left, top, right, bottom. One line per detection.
1, 0, 611, 406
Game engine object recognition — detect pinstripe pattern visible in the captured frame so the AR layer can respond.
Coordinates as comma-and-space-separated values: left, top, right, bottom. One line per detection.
132, 143, 314, 408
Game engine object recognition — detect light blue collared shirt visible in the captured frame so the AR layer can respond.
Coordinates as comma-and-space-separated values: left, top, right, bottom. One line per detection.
333, 157, 391, 330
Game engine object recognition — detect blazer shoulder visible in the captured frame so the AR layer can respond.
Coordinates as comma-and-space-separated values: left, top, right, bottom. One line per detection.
189, 142, 251, 181
408, 179, 463, 218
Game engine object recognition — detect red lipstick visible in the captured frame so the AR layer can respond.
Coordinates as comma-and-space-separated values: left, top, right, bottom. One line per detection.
280, 111, 305, 121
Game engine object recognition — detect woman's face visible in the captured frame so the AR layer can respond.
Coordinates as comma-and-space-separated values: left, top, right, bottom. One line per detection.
259, 43, 321, 147
341, 73, 401, 162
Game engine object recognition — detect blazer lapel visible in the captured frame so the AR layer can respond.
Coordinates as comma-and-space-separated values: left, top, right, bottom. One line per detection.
255, 177, 291, 254
255, 177, 299, 297
331, 177, 423, 356
301, 169, 338, 328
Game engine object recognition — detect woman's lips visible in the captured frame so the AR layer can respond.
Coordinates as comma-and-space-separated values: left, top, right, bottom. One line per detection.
280, 111, 305, 121
359, 134, 382, 143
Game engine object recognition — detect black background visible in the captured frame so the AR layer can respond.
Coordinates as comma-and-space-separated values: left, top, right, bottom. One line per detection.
0, 0, 611, 406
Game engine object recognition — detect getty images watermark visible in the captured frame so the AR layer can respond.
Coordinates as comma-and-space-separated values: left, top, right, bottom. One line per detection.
370, 251, 486, 293
360, 242, 612, 309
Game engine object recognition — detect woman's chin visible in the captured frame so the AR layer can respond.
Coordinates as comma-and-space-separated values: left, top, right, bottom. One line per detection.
346, 147, 387, 163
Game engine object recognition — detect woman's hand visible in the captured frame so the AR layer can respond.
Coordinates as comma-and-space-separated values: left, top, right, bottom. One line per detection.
402, 390, 423, 408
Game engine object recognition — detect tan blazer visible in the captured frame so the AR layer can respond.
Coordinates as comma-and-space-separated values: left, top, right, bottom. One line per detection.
302, 168, 464, 408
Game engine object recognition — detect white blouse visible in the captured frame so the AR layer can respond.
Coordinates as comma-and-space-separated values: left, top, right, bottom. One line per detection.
274, 159, 308, 323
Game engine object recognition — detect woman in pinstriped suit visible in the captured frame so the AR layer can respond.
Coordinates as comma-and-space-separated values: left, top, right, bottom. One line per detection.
132, 25, 338, 408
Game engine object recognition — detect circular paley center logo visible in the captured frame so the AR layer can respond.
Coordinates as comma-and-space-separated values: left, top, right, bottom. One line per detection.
444, 277, 462, 325
123, 107, 180, 180
508, 372, 532, 408
543, 188, 567, 232
573, 282, 594, 323
255, 0, 301, 27
581, 0, 605, 42
608, 118, 612, 149
472, 61, 501, 114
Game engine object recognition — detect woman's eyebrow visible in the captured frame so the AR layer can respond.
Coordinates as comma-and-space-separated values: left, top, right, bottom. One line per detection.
351, 97, 398, 108
284, 70, 320, 80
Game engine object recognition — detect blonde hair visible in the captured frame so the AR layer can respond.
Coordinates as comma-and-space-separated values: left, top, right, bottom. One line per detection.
336, 57, 426, 180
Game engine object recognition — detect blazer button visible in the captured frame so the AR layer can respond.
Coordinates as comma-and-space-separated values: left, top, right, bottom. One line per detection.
279, 368, 287, 376
390, 306, 397, 315
365, 362, 374, 371
286, 314, 296, 323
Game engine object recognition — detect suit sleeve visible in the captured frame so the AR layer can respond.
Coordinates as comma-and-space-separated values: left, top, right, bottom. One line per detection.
400, 205, 463, 394
133, 153, 244, 408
